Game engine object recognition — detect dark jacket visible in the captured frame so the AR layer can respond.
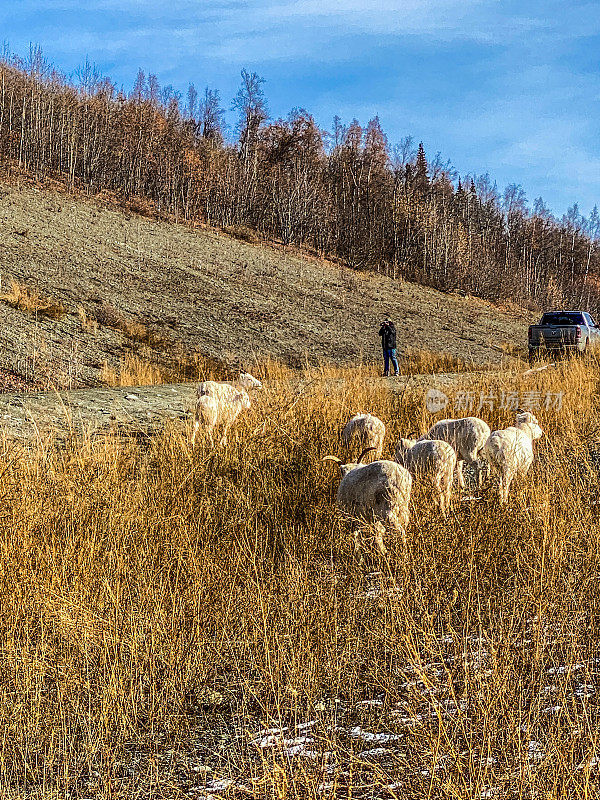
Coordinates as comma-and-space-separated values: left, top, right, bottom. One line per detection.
379, 322, 396, 350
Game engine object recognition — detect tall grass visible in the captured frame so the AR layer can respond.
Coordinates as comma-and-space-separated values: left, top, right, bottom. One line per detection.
0, 279, 65, 319
1, 357, 600, 797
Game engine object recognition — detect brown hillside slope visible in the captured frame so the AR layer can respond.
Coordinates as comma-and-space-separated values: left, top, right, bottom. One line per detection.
0, 178, 533, 385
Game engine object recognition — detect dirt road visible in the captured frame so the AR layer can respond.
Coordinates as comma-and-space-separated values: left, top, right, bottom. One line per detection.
0, 370, 516, 443
0, 382, 196, 443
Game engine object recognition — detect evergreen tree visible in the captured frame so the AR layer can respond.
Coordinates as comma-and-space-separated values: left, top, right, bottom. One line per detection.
414, 142, 430, 195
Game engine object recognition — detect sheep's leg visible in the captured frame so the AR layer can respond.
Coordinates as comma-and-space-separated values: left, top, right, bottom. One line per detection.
219, 424, 230, 447
192, 420, 213, 447
439, 485, 448, 518
475, 457, 490, 488
443, 489, 451, 518
438, 495, 446, 518
478, 458, 490, 486
501, 472, 513, 504
456, 460, 465, 489
475, 460, 483, 488
498, 473, 507, 504
434, 475, 448, 518
374, 521, 388, 556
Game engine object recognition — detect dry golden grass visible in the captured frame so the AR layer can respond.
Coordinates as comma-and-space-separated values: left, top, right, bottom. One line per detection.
397, 346, 482, 375
1, 356, 600, 797
99, 352, 227, 388
99, 355, 170, 387
77, 303, 98, 333
0, 279, 65, 319
92, 302, 164, 347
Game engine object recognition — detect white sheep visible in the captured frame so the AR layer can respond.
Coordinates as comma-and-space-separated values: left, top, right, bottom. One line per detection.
480, 411, 543, 503
192, 371, 262, 447
420, 416, 491, 489
394, 438, 457, 517
341, 413, 386, 462
323, 448, 412, 556
197, 371, 262, 398
192, 391, 251, 447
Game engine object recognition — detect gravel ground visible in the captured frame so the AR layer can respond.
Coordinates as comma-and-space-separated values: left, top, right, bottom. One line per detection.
0, 382, 196, 443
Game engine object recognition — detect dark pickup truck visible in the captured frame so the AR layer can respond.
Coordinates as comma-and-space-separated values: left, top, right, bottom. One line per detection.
528, 311, 600, 363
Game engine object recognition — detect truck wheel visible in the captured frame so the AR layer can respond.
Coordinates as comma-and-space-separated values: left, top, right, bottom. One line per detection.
528, 350, 537, 366
580, 340, 589, 358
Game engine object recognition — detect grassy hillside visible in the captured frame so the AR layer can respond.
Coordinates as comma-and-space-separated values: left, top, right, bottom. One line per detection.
0, 176, 532, 386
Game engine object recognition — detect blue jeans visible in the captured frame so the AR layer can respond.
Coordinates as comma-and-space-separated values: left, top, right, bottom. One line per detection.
383, 348, 398, 375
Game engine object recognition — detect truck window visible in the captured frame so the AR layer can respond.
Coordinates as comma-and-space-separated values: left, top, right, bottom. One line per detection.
540, 312, 585, 325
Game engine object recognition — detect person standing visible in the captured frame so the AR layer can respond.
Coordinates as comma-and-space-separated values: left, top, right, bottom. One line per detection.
379, 317, 399, 376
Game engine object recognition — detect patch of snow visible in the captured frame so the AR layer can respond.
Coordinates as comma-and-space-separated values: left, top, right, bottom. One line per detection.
284, 739, 316, 757
255, 725, 287, 738
577, 754, 600, 770
397, 715, 423, 726
253, 730, 316, 758
360, 747, 391, 757
546, 663, 585, 675
349, 726, 401, 743
205, 779, 233, 791
574, 683, 595, 698
297, 720, 316, 732
527, 740, 544, 762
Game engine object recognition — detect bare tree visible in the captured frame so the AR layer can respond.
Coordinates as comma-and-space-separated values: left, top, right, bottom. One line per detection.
232, 69, 268, 165
198, 87, 225, 143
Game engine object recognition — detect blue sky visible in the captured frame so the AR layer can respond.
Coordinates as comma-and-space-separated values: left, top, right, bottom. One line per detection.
4, 0, 600, 217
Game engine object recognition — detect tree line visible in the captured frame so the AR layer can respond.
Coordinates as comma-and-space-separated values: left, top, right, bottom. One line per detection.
1, 46, 599, 313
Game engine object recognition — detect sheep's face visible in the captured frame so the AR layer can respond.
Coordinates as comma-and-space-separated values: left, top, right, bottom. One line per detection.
396, 437, 417, 454
340, 463, 361, 477
529, 422, 543, 440
516, 411, 539, 426
516, 411, 543, 440
239, 372, 262, 390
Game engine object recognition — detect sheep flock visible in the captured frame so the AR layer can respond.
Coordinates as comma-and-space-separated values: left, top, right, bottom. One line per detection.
192, 371, 545, 556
